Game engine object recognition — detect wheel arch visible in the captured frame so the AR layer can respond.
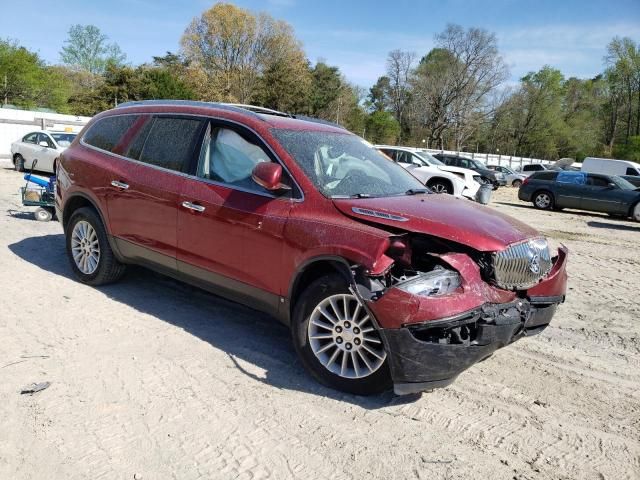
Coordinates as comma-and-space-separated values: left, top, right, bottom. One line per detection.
426, 176, 454, 191
287, 256, 355, 324
62, 192, 108, 233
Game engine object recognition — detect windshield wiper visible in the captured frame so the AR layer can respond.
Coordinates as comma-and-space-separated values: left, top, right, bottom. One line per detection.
405, 188, 430, 195
349, 193, 373, 198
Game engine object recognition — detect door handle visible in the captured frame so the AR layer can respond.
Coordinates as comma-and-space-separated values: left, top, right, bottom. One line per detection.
111, 180, 129, 190
182, 201, 205, 213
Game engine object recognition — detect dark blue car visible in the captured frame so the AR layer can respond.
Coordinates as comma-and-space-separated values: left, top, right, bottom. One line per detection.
518, 171, 640, 221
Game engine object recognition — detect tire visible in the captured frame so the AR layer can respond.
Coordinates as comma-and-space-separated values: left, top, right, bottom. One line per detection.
533, 191, 554, 210
14, 154, 25, 172
512, 179, 522, 188
291, 274, 392, 395
632, 203, 640, 222
65, 207, 126, 285
427, 179, 453, 194
34, 208, 52, 222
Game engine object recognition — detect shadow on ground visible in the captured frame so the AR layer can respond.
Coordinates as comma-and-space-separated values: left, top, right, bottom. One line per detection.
587, 221, 640, 232
8, 234, 418, 409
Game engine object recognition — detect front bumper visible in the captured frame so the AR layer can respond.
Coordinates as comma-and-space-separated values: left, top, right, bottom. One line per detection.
379, 297, 562, 395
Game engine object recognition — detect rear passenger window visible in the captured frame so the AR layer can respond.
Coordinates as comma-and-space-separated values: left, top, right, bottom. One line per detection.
557, 171, 586, 184
83, 115, 138, 152
587, 176, 609, 187
137, 117, 204, 172
532, 172, 558, 181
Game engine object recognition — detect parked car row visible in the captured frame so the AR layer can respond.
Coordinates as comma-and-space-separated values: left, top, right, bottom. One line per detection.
50, 100, 567, 396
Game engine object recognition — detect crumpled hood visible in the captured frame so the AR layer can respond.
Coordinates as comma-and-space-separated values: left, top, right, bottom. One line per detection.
332, 194, 541, 252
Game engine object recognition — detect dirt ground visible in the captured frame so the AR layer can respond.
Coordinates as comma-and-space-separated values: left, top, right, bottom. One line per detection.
0, 159, 638, 480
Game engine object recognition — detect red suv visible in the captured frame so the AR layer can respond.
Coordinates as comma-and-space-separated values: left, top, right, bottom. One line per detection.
56, 101, 568, 396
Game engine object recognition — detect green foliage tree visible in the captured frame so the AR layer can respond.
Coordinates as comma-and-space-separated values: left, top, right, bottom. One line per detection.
0, 39, 70, 111
60, 25, 126, 75
365, 111, 400, 144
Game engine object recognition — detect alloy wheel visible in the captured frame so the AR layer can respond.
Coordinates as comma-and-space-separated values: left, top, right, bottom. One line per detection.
307, 293, 386, 379
535, 193, 551, 209
71, 220, 101, 274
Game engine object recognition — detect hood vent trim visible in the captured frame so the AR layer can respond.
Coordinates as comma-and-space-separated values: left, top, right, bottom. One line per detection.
351, 207, 409, 222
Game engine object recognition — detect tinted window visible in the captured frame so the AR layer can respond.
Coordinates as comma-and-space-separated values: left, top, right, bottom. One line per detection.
396, 151, 413, 164
379, 149, 396, 161
84, 115, 138, 152
557, 171, 586, 185
125, 118, 154, 160
531, 172, 558, 181
138, 117, 204, 172
626, 167, 639, 176
23, 133, 38, 144
587, 175, 609, 187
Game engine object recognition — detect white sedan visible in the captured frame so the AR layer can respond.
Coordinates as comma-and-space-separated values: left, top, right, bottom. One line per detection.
377, 145, 482, 201
11, 130, 77, 174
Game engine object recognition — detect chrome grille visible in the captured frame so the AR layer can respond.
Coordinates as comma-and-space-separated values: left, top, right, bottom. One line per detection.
493, 238, 552, 290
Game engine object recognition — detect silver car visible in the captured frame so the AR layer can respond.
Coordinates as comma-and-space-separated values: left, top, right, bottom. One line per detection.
488, 165, 527, 187
11, 130, 77, 173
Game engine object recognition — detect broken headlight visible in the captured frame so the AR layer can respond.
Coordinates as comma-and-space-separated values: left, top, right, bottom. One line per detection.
396, 268, 461, 297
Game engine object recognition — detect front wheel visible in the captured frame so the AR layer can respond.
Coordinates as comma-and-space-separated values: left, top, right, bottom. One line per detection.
512, 179, 522, 188
65, 207, 126, 285
533, 191, 554, 210
291, 274, 391, 395
427, 179, 453, 194
632, 203, 640, 222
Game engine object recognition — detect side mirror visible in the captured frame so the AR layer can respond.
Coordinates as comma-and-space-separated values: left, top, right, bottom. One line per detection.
607, 182, 617, 189
251, 162, 291, 192
39, 141, 49, 148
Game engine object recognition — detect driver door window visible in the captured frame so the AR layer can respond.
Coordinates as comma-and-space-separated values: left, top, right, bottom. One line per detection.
197, 124, 277, 195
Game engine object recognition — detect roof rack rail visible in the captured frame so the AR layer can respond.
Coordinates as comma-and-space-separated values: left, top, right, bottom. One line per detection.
115, 99, 346, 130
222, 103, 293, 118
115, 99, 265, 120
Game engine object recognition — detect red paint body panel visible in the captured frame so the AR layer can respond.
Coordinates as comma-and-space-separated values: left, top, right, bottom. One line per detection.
57, 102, 568, 332
333, 195, 541, 252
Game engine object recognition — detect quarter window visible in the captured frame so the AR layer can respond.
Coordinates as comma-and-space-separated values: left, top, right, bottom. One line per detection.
137, 117, 204, 172
23, 133, 38, 144
83, 115, 138, 152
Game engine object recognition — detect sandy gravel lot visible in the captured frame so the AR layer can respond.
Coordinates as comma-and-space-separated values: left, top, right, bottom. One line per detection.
1, 159, 639, 480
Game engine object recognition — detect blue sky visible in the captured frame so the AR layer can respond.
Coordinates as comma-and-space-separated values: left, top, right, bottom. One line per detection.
3, 0, 639, 88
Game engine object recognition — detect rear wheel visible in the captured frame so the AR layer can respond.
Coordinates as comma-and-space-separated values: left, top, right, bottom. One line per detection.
632, 203, 640, 222
65, 207, 126, 285
512, 179, 522, 188
291, 274, 391, 395
14, 154, 25, 172
427, 179, 453, 194
533, 191, 554, 210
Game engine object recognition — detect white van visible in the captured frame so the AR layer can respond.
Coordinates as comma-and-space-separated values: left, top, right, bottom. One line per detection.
581, 157, 640, 177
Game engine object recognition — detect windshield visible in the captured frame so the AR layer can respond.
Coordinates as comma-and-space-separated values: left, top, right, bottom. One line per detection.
611, 175, 637, 190
272, 129, 427, 198
469, 158, 487, 169
51, 133, 77, 147
416, 151, 445, 166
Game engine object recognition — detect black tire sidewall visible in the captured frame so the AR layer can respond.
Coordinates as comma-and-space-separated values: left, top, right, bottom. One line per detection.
291, 274, 391, 396
429, 180, 453, 195
15, 155, 24, 172
65, 208, 113, 285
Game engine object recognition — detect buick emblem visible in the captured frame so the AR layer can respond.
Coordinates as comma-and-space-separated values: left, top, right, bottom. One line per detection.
529, 254, 541, 274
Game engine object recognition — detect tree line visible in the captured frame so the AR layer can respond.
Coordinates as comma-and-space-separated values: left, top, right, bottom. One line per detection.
1, 2, 638, 160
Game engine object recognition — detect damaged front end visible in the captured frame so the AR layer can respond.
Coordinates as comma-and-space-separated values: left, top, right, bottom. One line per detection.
349, 233, 568, 395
